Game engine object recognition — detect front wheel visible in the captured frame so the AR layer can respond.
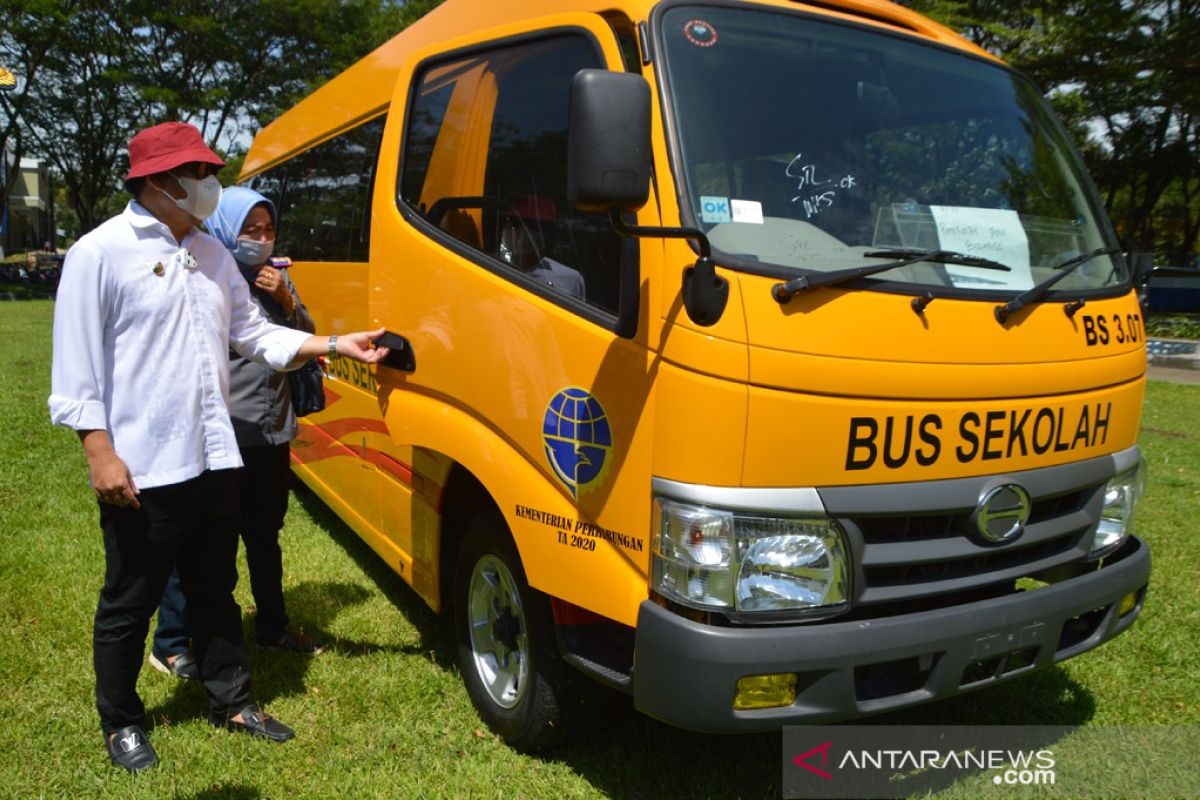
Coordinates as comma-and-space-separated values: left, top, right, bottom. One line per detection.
454, 506, 563, 751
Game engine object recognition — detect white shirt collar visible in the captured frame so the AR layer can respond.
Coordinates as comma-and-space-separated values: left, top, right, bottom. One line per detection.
124, 201, 198, 247
124, 200, 169, 230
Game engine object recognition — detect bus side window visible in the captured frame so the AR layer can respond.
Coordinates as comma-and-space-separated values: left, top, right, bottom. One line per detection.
399, 34, 631, 318
253, 116, 386, 262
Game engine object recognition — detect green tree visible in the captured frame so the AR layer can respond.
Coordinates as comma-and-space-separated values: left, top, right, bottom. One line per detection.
126, 0, 425, 147
12, 2, 145, 232
0, 0, 71, 215
2, 0, 444, 233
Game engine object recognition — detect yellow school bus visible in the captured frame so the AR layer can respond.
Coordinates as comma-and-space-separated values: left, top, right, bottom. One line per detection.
241, 0, 1150, 750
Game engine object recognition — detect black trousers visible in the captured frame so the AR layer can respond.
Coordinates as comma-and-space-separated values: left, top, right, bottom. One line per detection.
238, 443, 292, 643
94, 469, 251, 735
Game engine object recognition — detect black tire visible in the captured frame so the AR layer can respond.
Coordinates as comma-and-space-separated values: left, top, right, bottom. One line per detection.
453, 505, 564, 752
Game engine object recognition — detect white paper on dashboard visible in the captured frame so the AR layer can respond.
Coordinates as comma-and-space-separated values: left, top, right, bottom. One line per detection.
929, 205, 1033, 290
730, 199, 764, 225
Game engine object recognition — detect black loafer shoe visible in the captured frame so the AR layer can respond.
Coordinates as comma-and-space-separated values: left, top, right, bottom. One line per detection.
107, 725, 158, 773
149, 648, 199, 680
211, 704, 294, 743
257, 629, 324, 655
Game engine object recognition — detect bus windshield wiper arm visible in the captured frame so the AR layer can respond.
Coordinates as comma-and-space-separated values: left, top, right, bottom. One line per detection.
772, 248, 1010, 303
863, 248, 1013, 272
994, 247, 1118, 324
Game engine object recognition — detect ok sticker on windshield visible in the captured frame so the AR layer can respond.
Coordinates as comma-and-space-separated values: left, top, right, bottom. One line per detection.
683, 19, 718, 47
700, 195, 732, 223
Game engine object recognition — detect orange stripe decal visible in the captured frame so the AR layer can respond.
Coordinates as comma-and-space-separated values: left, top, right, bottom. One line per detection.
291, 420, 421, 495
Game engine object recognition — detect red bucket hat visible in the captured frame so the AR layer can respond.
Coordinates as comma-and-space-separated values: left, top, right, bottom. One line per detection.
125, 122, 225, 180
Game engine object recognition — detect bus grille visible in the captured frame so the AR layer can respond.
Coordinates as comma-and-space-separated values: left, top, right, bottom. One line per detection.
840, 486, 1102, 606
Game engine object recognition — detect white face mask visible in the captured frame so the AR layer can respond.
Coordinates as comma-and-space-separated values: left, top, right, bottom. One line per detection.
234, 236, 274, 266
159, 173, 222, 220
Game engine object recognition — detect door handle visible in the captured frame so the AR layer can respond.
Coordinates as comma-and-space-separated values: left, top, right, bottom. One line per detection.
373, 330, 416, 372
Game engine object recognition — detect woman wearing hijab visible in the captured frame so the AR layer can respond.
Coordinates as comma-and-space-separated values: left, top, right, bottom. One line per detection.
152, 187, 321, 674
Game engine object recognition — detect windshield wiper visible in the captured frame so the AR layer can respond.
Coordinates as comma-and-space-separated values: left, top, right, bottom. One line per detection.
863, 248, 1014, 272
772, 249, 1010, 303
994, 247, 1118, 324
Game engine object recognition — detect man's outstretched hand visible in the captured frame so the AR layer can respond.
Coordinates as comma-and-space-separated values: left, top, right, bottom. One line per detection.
336, 327, 390, 364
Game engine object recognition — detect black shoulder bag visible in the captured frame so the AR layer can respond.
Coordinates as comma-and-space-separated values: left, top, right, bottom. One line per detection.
288, 358, 326, 417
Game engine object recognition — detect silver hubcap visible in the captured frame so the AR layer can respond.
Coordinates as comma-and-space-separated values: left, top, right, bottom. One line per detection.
466, 554, 529, 709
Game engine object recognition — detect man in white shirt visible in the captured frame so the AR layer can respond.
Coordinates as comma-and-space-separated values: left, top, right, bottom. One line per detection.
48, 121, 389, 773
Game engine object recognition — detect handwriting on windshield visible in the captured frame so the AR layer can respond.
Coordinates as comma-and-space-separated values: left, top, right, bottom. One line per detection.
785, 153, 856, 220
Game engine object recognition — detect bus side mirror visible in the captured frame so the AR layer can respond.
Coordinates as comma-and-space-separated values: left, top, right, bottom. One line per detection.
569, 69, 727, 328
568, 69, 651, 213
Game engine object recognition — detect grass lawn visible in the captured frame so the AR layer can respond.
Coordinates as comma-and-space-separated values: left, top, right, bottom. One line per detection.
2, 299, 1197, 799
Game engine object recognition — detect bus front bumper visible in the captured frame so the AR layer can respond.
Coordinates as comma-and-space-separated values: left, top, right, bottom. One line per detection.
631, 536, 1150, 732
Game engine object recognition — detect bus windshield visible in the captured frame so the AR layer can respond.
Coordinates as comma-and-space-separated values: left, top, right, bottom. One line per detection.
657, 5, 1127, 296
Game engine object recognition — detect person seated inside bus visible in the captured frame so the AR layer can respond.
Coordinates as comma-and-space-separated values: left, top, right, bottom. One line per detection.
498, 195, 586, 301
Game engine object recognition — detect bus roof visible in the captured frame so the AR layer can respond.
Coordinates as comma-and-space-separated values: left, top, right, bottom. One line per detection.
240, 0, 988, 179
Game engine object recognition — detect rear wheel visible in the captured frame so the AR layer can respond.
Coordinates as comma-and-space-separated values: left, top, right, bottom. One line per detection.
454, 506, 563, 751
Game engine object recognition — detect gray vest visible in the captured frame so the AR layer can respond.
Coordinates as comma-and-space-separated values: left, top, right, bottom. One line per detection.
228, 267, 315, 448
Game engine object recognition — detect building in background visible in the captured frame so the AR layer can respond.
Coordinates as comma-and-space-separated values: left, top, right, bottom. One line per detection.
1, 152, 53, 254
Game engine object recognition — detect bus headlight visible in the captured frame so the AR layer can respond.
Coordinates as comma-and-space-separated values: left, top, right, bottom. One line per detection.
1090, 459, 1147, 558
652, 498, 850, 615
651, 500, 735, 608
